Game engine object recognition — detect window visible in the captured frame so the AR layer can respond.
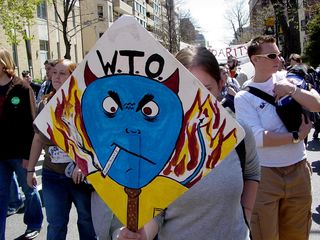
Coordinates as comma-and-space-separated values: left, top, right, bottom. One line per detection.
108, 5, 113, 22
55, 11, 58, 22
74, 44, 78, 63
72, 9, 76, 27
39, 40, 49, 59
98, 5, 104, 19
37, 1, 47, 19
39, 40, 49, 51
135, 1, 146, 16
57, 42, 61, 59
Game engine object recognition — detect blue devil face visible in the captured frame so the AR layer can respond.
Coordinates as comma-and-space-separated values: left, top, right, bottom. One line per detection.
82, 73, 183, 189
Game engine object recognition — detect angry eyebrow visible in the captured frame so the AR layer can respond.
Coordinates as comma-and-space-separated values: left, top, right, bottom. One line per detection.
108, 91, 123, 110
136, 94, 154, 112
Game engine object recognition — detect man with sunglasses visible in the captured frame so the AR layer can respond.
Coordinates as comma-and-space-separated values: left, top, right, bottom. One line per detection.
234, 35, 320, 240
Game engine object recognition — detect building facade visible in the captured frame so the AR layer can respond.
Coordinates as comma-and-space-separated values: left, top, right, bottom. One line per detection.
0, 0, 178, 80
0, 0, 83, 80
80, 0, 114, 56
248, 0, 311, 55
80, 0, 172, 56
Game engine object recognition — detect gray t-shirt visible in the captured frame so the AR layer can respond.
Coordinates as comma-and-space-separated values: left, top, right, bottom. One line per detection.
155, 122, 260, 240
110, 123, 260, 240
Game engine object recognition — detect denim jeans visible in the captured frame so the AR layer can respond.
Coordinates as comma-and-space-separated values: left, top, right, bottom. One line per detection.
42, 168, 96, 240
0, 159, 43, 240
8, 173, 24, 209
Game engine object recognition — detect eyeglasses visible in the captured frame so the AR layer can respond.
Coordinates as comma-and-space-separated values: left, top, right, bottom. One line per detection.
254, 52, 281, 60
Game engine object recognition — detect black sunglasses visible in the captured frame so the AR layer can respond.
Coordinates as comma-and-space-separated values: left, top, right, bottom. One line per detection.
254, 52, 281, 60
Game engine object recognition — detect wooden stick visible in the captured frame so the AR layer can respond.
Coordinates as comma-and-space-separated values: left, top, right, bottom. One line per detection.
124, 187, 142, 232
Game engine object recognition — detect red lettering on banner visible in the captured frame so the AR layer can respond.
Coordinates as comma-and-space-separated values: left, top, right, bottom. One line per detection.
211, 49, 217, 56
226, 48, 232, 57
238, 46, 247, 56
217, 49, 225, 57
233, 48, 237, 57
208, 44, 249, 63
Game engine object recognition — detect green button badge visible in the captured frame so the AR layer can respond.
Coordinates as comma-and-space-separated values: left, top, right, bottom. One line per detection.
11, 96, 20, 105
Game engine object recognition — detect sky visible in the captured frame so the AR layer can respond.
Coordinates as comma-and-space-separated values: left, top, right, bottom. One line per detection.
180, 0, 249, 47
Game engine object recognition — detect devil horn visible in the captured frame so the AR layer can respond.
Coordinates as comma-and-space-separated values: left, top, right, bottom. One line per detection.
162, 68, 179, 94
84, 61, 98, 86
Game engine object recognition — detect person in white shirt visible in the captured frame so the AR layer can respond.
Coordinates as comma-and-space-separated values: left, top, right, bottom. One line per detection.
234, 35, 320, 240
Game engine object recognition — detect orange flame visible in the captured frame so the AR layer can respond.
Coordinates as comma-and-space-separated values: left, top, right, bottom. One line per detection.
163, 89, 237, 187
47, 76, 95, 175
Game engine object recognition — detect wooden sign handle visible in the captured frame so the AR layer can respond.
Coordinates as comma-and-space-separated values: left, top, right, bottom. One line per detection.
124, 187, 142, 232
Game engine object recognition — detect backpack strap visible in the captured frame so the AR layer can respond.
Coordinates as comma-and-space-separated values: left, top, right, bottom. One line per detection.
240, 86, 274, 176
244, 86, 276, 106
235, 139, 246, 177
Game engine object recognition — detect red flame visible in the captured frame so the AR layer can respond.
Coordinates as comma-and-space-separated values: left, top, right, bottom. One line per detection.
47, 76, 94, 175
163, 89, 237, 187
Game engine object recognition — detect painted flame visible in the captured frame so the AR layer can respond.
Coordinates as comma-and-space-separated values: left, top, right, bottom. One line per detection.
162, 89, 237, 187
47, 76, 95, 175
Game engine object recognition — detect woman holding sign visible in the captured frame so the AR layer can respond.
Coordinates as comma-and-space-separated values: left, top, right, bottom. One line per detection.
27, 59, 96, 240
114, 47, 260, 240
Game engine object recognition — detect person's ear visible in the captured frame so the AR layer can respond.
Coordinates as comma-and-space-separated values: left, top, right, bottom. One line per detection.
217, 79, 224, 92
251, 55, 259, 65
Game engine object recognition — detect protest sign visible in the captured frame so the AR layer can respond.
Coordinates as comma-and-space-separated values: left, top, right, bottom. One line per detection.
34, 15, 245, 231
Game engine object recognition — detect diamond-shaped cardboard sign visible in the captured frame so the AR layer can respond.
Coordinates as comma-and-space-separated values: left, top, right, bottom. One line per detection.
34, 15, 245, 231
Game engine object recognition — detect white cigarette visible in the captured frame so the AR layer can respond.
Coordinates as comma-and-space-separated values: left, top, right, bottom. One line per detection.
102, 146, 120, 176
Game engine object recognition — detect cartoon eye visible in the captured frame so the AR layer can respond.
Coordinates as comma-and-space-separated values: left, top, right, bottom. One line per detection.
102, 96, 119, 115
141, 101, 159, 118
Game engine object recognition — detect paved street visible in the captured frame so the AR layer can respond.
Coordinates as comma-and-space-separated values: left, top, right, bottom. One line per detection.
5, 130, 320, 239
5, 152, 80, 240
306, 129, 320, 239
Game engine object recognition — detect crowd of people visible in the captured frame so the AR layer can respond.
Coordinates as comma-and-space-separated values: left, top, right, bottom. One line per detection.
1, 34, 320, 240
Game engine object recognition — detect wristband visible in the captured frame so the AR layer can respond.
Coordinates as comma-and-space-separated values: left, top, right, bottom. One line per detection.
27, 170, 35, 173
288, 85, 297, 96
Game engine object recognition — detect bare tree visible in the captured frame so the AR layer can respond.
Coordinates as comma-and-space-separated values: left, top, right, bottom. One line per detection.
160, 0, 183, 53
166, 0, 178, 53
50, 0, 78, 59
160, 0, 198, 53
224, 0, 250, 44
179, 17, 196, 44
176, 3, 198, 47
50, 0, 101, 59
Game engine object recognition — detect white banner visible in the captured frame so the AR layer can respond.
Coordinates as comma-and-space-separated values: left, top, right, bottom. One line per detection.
208, 43, 249, 64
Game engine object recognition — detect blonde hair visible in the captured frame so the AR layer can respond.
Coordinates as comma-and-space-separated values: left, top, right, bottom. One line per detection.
43, 59, 77, 102
0, 47, 16, 77
56, 59, 77, 74
289, 53, 302, 63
